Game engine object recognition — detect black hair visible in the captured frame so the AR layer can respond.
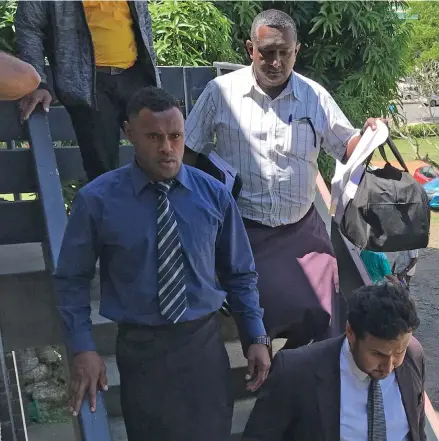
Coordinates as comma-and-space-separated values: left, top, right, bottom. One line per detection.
126, 86, 180, 119
347, 283, 420, 340
251, 9, 298, 41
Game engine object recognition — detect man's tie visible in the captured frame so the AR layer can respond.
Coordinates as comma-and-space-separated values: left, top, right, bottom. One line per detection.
154, 181, 187, 323
367, 378, 387, 441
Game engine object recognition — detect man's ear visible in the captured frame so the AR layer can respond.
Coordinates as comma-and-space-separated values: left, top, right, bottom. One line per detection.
123, 120, 133, 144
295, 42, 301, 56
345, 321, 355, 348
245, 40, 254, 60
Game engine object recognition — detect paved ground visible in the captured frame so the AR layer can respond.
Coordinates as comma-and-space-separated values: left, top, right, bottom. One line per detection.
400, 102, 439, 124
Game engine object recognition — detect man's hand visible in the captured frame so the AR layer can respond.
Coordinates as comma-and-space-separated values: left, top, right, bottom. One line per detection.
346, 117, 388, 160
68, 351, 108, 416
245, 344, 271, 392
360, 117, 388, 135
20, 89, 52, 121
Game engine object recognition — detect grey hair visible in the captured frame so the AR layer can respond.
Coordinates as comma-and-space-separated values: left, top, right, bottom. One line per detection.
250, 9, 298, 41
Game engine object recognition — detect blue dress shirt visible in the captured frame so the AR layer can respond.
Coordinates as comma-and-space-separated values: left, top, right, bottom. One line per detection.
54, 162, 266, 353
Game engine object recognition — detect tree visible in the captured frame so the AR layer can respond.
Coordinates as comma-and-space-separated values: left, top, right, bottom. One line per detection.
406, 2, 439, 69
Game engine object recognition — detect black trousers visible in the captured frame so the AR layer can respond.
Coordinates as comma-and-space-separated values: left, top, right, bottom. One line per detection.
66, 63, 152, 181
116, 314, 233, 441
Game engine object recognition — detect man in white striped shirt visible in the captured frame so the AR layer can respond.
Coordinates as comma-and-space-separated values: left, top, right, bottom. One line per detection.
184, 9, 383, 350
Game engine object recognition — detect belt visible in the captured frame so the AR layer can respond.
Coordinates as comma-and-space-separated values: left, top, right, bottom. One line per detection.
118, 313, 215, 332
95, 66, 126, 75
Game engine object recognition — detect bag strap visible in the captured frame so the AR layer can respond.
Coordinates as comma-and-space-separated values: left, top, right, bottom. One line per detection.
378, 144, 388, 163
364, 136, 409, 173
380, 137, 409, 172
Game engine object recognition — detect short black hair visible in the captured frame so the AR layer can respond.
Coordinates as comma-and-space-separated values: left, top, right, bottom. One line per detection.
347, 283, 420, 340
251, 9, 298, 41
126, 86, 180, 120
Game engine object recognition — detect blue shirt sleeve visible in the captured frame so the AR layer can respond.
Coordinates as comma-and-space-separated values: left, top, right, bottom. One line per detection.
215, 189, 266, 342
54, 191, 100, 354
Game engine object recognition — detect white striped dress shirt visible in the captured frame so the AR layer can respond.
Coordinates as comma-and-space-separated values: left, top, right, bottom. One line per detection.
185, 65, 358, 227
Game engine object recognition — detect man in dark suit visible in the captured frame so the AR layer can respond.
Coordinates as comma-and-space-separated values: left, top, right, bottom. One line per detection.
243, 283, 425, 441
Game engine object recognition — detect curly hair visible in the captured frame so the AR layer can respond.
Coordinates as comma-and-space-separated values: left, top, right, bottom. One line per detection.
126, 86, 179, 120
347, 283, 420, 340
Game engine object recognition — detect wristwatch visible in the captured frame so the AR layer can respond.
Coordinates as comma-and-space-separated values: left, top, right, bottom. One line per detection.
252, 335, 271, 348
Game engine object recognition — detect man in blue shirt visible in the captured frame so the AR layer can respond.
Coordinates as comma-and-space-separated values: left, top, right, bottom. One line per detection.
54, 86, 270, 441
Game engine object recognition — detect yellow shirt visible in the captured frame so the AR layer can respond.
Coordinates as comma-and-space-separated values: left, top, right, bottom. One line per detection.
83, 1, 138, 69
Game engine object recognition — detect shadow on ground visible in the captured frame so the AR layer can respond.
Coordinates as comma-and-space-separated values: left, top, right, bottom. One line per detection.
389, 246, 439, 408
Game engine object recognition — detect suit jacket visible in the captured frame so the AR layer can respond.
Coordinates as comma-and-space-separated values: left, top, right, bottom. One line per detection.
243, 335, 426, 441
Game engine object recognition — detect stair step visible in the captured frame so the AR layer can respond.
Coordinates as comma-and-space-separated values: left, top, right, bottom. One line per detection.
108, 397, 256, 441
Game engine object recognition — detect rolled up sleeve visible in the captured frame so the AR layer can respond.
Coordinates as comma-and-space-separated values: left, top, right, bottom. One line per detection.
215, 189, 266, 341
54, 191, 100, 354
321, 92, 359, 161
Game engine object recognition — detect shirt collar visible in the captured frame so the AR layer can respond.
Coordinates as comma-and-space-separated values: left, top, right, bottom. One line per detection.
130, 160, 193, 196
244, 64, 303, 102
341, 338, 369, 383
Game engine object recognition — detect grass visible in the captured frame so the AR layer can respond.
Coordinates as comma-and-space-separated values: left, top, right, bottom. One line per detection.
374, 137, 439, 163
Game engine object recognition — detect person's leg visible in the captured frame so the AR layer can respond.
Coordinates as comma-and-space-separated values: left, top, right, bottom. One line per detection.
405, 275, 411, 290
116, 316, 233, 441
66, 74, 121, 181
116, 62, 154, 127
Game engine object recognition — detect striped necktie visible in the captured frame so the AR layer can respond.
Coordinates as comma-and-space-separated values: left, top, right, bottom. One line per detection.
367, 378, 387, 441
154, 181, 187, 323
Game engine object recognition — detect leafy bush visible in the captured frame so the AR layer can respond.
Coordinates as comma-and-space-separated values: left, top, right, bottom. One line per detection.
149, 0, 240, 66
216, 1, 262, 62
391, 123, 439, 138
0, 0, 17, 53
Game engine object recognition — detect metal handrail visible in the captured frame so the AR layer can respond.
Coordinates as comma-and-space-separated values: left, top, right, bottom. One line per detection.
27, 108, 111, 441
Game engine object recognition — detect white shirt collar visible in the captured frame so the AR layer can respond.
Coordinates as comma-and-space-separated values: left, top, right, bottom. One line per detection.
243, 64, 302, 102
341, 338, 370, 383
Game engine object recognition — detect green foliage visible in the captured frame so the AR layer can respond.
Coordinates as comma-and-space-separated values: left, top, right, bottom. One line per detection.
0, 0, 17, 53
149, 0, 240, 66
392, 123, 439, 139
62, 181, 85, 215
317, 150, 336, 188
406, 2, 439, 69
215, 1, 262, 62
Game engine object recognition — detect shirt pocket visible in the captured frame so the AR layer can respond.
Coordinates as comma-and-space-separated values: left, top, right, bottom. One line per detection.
282, 120, 319, 160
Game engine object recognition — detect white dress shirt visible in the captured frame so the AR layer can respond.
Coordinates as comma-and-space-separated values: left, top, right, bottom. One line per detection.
394, 250, 419, 276
185, 65, 358, 227
340, 338, 409, 441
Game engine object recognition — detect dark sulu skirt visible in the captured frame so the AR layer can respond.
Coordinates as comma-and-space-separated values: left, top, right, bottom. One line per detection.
243, 205, 342, 348
116, 314, 233, 441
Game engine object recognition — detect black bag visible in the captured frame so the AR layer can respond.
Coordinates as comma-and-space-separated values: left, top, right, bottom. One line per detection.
195, 153, 243, 200
340, 137, 430, 251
